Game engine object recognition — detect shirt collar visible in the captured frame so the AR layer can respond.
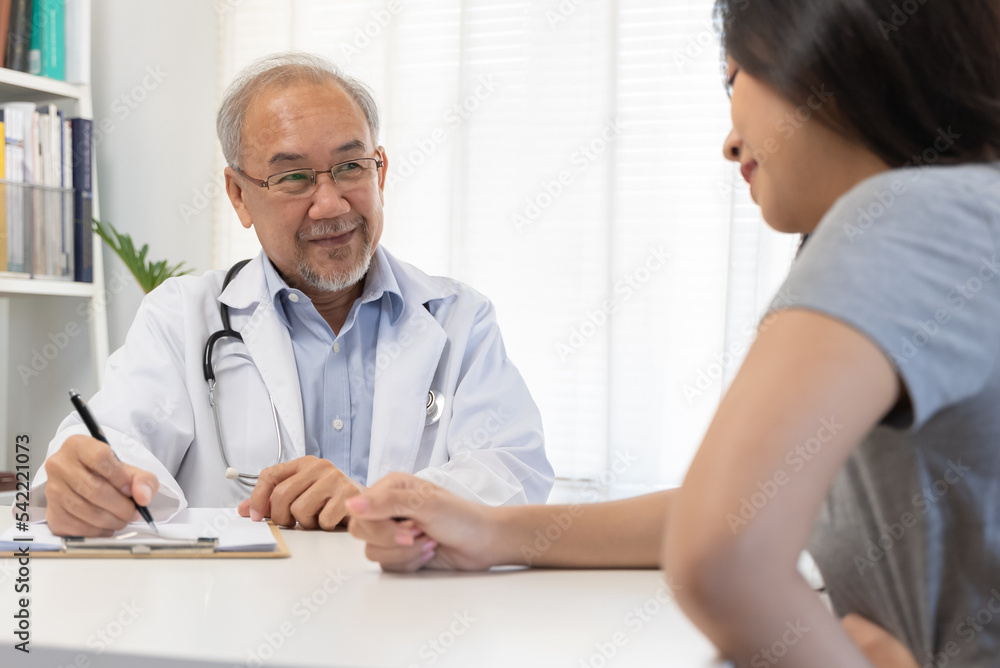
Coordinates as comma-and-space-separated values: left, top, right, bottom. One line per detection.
260, 246, 405, 328
362, 246, 405, 324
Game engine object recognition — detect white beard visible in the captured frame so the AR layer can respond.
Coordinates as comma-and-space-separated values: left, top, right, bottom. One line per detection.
294, 216, 373, 293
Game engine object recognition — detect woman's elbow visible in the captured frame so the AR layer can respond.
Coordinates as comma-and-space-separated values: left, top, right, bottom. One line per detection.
663, 525, 771, 618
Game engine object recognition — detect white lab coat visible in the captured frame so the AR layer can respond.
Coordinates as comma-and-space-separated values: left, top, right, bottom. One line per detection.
30, 248, 554, 521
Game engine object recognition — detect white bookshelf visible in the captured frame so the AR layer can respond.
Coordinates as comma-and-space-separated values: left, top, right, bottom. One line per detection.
0, 66, 108, 475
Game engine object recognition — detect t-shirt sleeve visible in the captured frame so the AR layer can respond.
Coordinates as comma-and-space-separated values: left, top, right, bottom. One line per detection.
768, 166, 1000, 430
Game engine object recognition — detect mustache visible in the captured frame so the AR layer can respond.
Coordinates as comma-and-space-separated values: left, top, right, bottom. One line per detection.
296, 214, 367, 241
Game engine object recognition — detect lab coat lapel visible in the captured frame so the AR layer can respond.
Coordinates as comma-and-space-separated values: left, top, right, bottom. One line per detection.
220, 255, 306, 459
368, 303, 446, 483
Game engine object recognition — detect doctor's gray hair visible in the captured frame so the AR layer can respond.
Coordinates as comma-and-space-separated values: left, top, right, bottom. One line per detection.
216, 52, 381, 170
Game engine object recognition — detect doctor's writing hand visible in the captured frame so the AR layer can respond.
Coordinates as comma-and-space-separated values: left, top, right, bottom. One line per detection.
346, 472, 505, 572
44, 434, 159, 537
238, 455, 362, 530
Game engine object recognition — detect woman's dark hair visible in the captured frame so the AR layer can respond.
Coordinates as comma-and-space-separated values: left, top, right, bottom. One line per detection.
714, 0, 1000, 167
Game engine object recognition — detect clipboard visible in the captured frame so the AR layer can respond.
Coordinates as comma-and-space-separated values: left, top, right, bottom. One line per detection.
0, 520, 291, 559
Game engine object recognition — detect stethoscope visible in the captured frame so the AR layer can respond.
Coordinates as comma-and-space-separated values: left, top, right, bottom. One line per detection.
203, 259, 445, 487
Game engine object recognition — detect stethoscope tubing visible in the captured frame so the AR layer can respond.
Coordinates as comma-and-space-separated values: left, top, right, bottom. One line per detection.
204, 259, 445, 487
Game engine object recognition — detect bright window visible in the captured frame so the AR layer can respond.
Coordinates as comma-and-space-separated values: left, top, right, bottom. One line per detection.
214, 0, 799, 499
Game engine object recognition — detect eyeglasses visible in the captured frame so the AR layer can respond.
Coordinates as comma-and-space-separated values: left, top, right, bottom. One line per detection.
238, 156, 384, 196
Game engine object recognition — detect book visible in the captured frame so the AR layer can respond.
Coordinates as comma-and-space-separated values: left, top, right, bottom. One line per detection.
6, 0, 32, 73
27, 0, 40, 73
32, 106, 46, 272
0, 112, 5, 272
70, 116, 91, 282
2, 102, 34, 275
34, 103, 67, 278
0, 0, 14, 68
41, 0, 63, 80
61, 114, 72, 277
63, 0, 88, 84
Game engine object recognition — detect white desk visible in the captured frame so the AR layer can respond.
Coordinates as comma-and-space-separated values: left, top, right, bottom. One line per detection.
0, 513, 727, 668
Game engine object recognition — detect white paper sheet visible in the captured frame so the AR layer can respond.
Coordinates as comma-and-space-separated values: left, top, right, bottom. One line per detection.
1, 508, 276, 553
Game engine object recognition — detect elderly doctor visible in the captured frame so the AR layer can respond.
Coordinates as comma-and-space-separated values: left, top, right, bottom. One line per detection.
32, 53, 554, 537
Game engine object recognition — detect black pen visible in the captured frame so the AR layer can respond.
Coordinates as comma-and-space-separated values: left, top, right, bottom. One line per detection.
68, 390, 158, 534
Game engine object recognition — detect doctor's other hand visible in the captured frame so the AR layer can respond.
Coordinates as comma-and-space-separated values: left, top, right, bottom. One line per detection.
346, 472, 505, 573
238, 455, 362, 530
44, 434, 159, 537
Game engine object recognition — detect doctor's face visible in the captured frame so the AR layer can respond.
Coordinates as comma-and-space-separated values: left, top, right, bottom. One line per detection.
225, 81, 387, 293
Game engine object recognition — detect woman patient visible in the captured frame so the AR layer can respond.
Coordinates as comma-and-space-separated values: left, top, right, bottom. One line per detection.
346, 1, 1000, 665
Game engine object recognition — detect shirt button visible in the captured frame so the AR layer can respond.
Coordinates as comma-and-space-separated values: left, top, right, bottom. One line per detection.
333, 341, 340, 353
288, 293, 299, 303
333, 418, 344, 431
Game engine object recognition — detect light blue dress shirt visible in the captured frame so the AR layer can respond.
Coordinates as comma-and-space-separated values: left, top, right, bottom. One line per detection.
261, 247, 404, 485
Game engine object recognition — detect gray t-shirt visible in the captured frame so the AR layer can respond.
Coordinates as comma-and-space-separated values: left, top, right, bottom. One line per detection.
770, 161, 1000, 665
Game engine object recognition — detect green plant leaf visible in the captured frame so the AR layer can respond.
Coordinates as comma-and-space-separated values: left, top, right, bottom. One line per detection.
91, 218, 192, 293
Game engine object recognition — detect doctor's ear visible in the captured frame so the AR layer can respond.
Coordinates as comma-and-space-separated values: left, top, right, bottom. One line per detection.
224, 166, 255, 230
376, 146, 388, 193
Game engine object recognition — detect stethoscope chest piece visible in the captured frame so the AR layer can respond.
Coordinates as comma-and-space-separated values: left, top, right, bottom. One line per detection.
426, 390, 444, 425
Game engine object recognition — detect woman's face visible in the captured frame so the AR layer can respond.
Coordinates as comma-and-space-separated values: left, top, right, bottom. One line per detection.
722, 56, 889, 234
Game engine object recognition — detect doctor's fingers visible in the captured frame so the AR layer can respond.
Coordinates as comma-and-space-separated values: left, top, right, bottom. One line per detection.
250, 456, 330, 521
315, 493, 357, 531
45, 482, 130, 536
64, 435, 159, 506
266, 460, 357, 529
365, 537, 438, 573
289, 477, 359, 530
45, 451, 136, 523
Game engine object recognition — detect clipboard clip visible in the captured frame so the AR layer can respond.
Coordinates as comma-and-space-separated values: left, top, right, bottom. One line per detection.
63, 536, 219, 555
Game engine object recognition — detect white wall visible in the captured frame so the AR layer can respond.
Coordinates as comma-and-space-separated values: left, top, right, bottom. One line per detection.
91, 0, 219, 350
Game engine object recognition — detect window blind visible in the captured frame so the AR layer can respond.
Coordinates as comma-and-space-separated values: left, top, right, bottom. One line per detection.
214, 0, 799, 497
